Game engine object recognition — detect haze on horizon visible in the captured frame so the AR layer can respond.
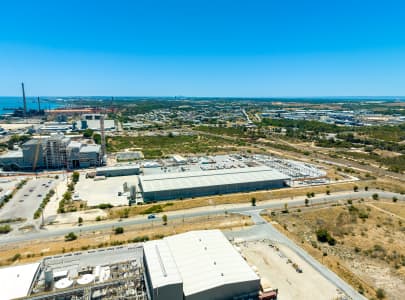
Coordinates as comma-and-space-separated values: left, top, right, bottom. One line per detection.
1, 0, 405, 97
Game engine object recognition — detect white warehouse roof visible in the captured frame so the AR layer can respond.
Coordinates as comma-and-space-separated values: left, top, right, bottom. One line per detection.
144, 230, 259, 298
0, 262, 40, 300
140, 166, 289, 193
143, 239, 182, 289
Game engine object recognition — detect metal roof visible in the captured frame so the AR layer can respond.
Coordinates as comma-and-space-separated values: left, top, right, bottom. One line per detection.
0, 262, 40, 300
96, 164, 140, 172
140, 166, 289, 193
143, 240, 183, 289
79, 144, 101, 153
145, 230, 259, 297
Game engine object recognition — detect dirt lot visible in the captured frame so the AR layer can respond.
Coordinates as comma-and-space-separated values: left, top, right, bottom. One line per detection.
239, 240, 342, 300
0, 214, 252, 267
266, 201, 405, 300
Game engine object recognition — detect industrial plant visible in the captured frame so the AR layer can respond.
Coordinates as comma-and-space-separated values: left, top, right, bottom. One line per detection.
0, 134, 103, 171
0, 230, 268, 300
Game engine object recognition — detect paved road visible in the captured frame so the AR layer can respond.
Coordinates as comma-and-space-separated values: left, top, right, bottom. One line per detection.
0, 190, 403, 245
226, 211, 368, 300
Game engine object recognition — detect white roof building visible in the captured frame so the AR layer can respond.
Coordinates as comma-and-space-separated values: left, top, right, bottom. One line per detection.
144, 230, 260, 300
0, 262, 40, 300
140, 166, 290, 201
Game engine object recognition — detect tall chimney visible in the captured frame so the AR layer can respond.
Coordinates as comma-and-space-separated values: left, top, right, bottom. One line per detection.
21, 82, 27, 117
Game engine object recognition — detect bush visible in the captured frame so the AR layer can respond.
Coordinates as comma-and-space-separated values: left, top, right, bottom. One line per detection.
114, 227, 124, 234
372, 193, 379, 200
96, 216, 102, 221
316, 228, 336, 246
376, 288, 386, 299
78, 217, 83, 224
72, 171, 80, 183
65, 232, 77, 241
392, 196, 398, 203
0, 224, 12, 234
353, 185, 359, 192
10, 253, 21, 262
251, 197, 256, 207
98, 203, 113, 209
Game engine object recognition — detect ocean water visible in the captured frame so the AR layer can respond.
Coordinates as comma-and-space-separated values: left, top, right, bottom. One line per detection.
0, 97, 61, 114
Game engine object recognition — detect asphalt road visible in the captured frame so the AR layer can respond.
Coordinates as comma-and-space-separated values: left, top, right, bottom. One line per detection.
0, 189, 402, 245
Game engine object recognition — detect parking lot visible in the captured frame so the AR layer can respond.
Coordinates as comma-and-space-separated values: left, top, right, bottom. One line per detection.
0, 177, 59, 223
75, 174, 136, 207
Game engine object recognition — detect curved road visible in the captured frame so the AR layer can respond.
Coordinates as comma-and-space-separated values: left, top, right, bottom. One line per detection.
0, 190, 402, 246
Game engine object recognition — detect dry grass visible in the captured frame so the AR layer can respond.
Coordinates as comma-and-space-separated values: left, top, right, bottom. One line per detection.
265, 201, 405, 300
0, 214, 252, 267
372, 202, 405, 219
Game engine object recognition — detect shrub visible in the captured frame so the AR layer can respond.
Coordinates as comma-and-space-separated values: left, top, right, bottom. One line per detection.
372, 193, 379, 200
376, 288, 386, 299
0, 224, 12, 234
65, 232, 77, 241
251, 197, 256, 207
316, 228, 336, 246
98, 203, 113, 209
353, 185, 359, 192
114, 227, 124, 234
78, 217, 83, 224
392, 196, 398, 203
10, 253, 21, 262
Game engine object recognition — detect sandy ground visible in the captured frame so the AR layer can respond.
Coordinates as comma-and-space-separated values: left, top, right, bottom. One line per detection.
239, 240, 342, 300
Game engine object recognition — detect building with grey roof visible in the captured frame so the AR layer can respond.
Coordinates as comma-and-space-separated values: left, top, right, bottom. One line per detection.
139, 166, 290, 201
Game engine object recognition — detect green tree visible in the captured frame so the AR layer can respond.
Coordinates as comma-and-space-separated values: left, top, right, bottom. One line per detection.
72, 171, 80, 183
78, 217, 83, 224
372, 193, 379, 200
162, 214, 168, 225
93, 133, 101, 145
353, 185, 359, 192
364, 186, 369, 191
376, 288, 386, 299
83, 128, 94, 138
251, 197, 256, 207
114, 227, 124, 234
305, 198, 309, 207
65, 232, 77, 241
326, 190, 330, 195
392, 196, 398, 203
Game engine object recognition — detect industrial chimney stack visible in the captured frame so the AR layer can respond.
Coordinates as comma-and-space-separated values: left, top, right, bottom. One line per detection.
21, 82, 27, 117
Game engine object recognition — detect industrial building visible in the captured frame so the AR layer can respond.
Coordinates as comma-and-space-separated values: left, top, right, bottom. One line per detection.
0, 230, 261, 300
96, 164, 140, 177
80, 114, 115, 131
0, 262, 40, 300
144, 230, 261, 300
139, 166, 290, 201
0, 134, 102, 170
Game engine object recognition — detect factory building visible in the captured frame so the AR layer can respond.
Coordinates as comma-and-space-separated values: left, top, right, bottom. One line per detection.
144, 230, 260, 300
96, 164, 140, 177
139, 166, 290, 201
0, 134, 102, 170
80, 114, 115, 131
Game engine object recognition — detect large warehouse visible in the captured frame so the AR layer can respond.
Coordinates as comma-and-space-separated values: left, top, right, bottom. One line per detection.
143, 230, 260, 300
139, 166, 290, 201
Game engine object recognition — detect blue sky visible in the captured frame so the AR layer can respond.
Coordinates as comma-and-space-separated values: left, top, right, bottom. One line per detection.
1, 0, 405, 97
